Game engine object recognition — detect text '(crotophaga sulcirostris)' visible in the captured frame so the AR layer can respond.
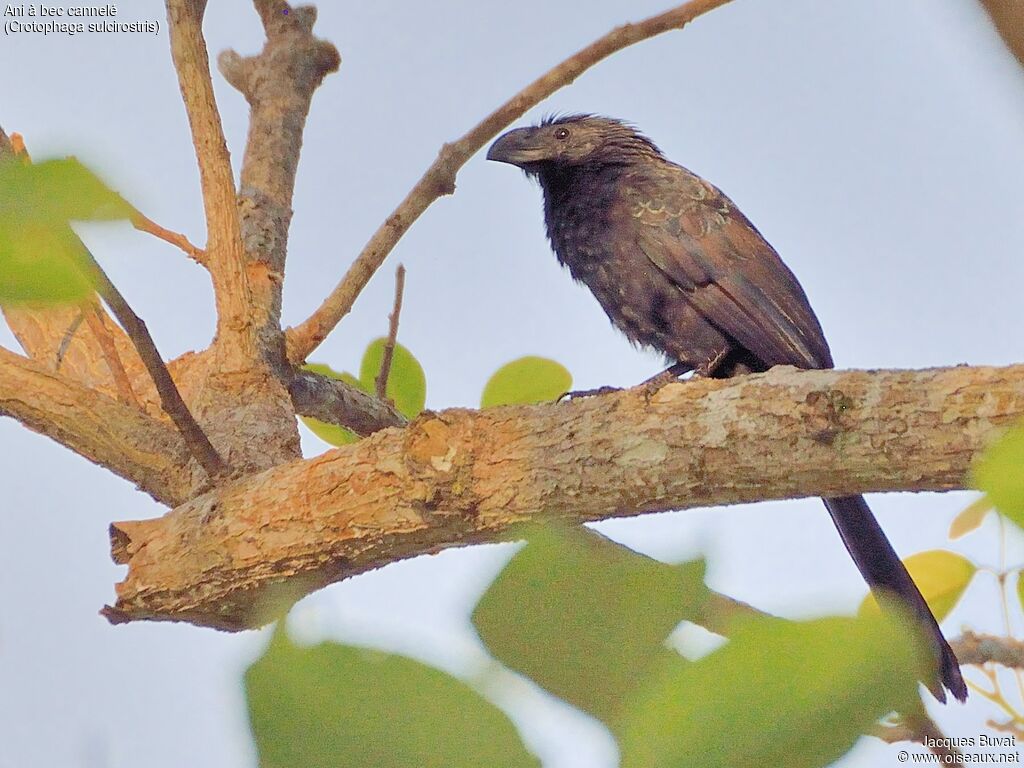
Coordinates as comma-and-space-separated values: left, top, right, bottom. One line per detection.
487, 114, 966, 703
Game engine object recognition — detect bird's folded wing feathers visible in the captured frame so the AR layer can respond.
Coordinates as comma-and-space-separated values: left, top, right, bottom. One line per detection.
627, 182, 833, 369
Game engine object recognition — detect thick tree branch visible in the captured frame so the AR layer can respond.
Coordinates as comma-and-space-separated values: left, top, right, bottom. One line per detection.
217, 1, 339, 369
0, 346, 195, 505
165, 0, 251, 348
105, 363, 1024, 628
284, 0, 735, 363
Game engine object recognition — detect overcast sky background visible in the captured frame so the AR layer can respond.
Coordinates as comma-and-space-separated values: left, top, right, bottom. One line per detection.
2, 1, 1024, 766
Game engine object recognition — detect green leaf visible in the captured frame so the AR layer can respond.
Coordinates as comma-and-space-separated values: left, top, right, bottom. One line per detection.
0, 158, 132, 223
948, 496, 993, 540
472, 526, 708, 725
247, 627, 539, 768
480, 356, 572, 408
0, 222, 93, 303
972, 421, 1024, 527
619, 612, 926, 768
359, 338, 426, 418
298, 363, 360, 446
858, 550, 976, 623
1017, 573, 1024, 617
0, 158, 129, 304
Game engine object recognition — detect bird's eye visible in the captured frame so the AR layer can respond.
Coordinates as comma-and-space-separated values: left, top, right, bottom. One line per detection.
554, 127, 570, 140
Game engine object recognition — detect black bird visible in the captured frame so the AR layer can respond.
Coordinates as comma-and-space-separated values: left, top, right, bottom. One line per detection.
487, 114, 966, 702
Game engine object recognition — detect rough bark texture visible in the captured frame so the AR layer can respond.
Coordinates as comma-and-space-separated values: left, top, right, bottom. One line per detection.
0, 347, 196, 505
105, 364, 1024, 629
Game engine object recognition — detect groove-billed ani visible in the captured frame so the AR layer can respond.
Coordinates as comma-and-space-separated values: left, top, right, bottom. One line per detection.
487, 114, 966, 702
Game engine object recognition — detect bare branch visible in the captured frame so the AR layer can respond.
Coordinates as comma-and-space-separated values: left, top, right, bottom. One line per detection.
952, 632, 1024, 670
217, 0, 340, 366
164, 0, 250, 345
284, 0, 736, 363
105, 363, 1024, 628
82, 302, 141, 408
53, 309, 85, 371
76, 250, 228, 481
987, 719, 1024, 741
288, 368, 407, 436
129, 210, 206, 266
874, 714, 965, 764
375, 264, 406, 400
0, 346, 195, 505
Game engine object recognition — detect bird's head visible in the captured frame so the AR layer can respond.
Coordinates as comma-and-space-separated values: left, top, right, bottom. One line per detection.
486, 115, 661, 174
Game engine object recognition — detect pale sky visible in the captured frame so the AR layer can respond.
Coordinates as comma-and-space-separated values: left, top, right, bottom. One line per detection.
2, 1, 1024, 766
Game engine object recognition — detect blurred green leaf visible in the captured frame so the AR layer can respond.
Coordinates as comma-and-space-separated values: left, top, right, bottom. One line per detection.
0, 158, 132, 223
472, 526, 707, 725
359, 338, 426, 418
619, 612, 925, 768
0, 158, 129, 304
247, 627, 539, 768
858, 550, 975, 623
298, 363, 360, 446
480, 356, 572, 408
972, 422, 1024, 526
0, 222, 93, 303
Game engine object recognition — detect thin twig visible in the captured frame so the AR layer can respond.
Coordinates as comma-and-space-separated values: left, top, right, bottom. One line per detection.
952, 632, 1024, 670
375, 264, 406, 401
76, 248, 229, 481
284, 0, 735, 363
987, 718, 1024, 740
82, 302, 142, 408
129, 210, 207, 266
54, 309, 85, 371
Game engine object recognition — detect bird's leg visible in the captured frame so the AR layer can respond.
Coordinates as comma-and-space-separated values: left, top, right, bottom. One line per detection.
559, 383, 623, 401
692, 347, 731, 378
640, 348, 729, 396
562, 360, 694, 401
638, 361, 692, 393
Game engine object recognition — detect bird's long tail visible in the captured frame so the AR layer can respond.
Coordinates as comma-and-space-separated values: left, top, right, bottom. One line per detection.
824, 495, 967, 702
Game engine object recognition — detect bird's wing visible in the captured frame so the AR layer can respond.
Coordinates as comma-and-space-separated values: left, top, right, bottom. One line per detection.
619, 167, 833, 369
